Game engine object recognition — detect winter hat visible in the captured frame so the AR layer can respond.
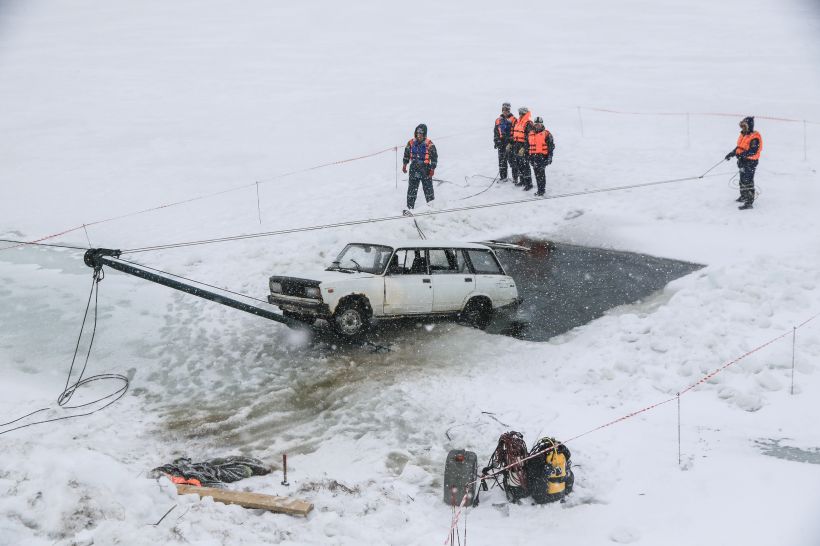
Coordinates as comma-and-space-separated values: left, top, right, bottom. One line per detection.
534, 116, 544, 124
414, 123, 428, 137
518, 106, 529, 115
741, 116, 755, 132
502, 102, 511, 110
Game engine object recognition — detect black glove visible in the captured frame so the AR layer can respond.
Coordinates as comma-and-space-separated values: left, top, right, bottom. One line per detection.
724, 152, 734, 161
494, 141, 499, 149
546, 156, 553, 165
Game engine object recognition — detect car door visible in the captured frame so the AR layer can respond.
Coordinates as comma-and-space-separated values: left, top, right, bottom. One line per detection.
429, 248, 474, 312
383, 248, 434, 314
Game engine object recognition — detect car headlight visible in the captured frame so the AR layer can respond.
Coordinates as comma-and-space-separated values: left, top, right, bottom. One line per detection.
270, 281, 282, 293
304, 286, 321, 299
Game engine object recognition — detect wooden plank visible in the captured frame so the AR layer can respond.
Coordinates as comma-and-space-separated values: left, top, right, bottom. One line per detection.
176, 484, 313, 517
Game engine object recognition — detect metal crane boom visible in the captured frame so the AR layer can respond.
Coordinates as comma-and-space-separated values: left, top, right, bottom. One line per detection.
83, 248, 297, 327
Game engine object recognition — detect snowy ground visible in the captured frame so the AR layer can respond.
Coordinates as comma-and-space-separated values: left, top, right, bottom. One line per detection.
2, 0, 820, 544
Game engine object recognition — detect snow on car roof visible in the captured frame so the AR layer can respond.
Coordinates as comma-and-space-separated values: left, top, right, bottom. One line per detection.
346, 240, 493, 250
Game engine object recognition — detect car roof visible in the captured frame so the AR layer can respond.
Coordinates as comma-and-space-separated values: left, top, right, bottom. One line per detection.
346, 240, 493, 250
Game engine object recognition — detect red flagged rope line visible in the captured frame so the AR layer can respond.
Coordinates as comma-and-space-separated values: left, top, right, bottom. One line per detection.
679, 310, 820, 395
2, 144, 389, 251
1, 127, 488, 253
442, 310, 820, 544
580, 106, 818, 124
444, 493, 470, 546
254, 127, 485, 184
0, 224, 88, 252
0, 182, 259, 252
255, 145, 397, 183
678, 330, 793, 395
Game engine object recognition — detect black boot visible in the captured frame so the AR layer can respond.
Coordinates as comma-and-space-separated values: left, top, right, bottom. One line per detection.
738, 203, 753, 210
735, 196, 744, 202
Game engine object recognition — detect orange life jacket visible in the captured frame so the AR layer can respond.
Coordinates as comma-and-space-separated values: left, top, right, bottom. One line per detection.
735, 131, 762, 160
528, 129, 551, 155
496, 114, 517, 140
408, 138, 433, 164
512, 112, 532, 143
167, 475, 202, 487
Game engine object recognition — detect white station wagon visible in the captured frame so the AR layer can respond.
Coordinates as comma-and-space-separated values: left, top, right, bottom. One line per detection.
268, 240, 521, 337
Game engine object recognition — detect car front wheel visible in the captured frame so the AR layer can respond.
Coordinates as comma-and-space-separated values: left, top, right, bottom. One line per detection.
332, 301, 370, 337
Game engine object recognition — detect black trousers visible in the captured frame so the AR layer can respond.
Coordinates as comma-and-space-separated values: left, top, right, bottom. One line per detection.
738, 159, 757, 206
513, 142, 531, 187
530, 154, 549, 194
497, 141, 516, 180
407, 163, 434, 209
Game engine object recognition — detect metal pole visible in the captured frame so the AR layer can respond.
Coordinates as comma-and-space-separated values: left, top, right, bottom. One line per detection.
281, 453, 289, 486
84, 250, 298, 326
82, 224, 93, 248
677, 392, 681, 467
804, 120, 808, 162
577, 106, 585, 137
256, 182, 262, 224
791, 326, 797, 395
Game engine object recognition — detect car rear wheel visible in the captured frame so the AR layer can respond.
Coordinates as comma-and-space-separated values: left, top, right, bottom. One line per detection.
460, 298, 493, 330
332, 300, 370, 337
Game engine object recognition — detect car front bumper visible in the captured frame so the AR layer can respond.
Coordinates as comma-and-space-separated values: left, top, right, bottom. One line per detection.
268, 293, 331, 318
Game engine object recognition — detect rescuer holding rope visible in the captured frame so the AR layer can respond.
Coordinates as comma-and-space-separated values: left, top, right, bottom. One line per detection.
725, 116, 763, 210
402, 123, 438, 210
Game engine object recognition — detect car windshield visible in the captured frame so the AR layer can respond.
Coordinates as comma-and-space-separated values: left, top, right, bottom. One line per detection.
328, 244, 394, 274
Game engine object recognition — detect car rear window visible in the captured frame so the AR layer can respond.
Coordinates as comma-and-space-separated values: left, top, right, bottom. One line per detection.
466, 249, 503, 275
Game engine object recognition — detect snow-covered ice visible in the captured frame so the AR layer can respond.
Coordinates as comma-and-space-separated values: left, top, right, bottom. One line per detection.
2, 0, 820, 544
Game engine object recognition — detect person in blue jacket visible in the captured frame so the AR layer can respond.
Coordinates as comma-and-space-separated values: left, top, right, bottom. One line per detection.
402, 124, 438, 210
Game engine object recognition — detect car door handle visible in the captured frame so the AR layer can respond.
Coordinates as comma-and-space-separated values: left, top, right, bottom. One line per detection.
464, 278, 472, 282
422, 278, 431, 284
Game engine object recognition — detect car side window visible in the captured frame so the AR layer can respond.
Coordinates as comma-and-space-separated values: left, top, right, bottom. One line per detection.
388, 250, 408, 274
466, 249, 503, 275
455, 249, 471, 273
429, 249, 461, 274
407, 249, 428, 274
389, 249, 428, 275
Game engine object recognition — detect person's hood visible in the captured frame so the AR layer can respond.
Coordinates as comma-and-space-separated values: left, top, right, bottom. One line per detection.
742, 116, 755, 133
414, 123, 428, 138
520, 111, 532, 124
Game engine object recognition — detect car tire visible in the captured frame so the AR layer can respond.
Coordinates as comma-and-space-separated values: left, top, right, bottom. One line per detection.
460, 298, 493, 330
332, 300, 370, 337
283, 311, 316, 325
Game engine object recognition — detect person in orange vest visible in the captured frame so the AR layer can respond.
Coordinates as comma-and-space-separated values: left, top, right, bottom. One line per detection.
494, 102, 518, 183
527, 117, 555, 196
511, 107, 533, 190
402, 123, 438, 210
724, 116, 762, 210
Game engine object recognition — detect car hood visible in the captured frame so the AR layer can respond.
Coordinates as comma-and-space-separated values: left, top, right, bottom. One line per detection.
270, 269, 377, 284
